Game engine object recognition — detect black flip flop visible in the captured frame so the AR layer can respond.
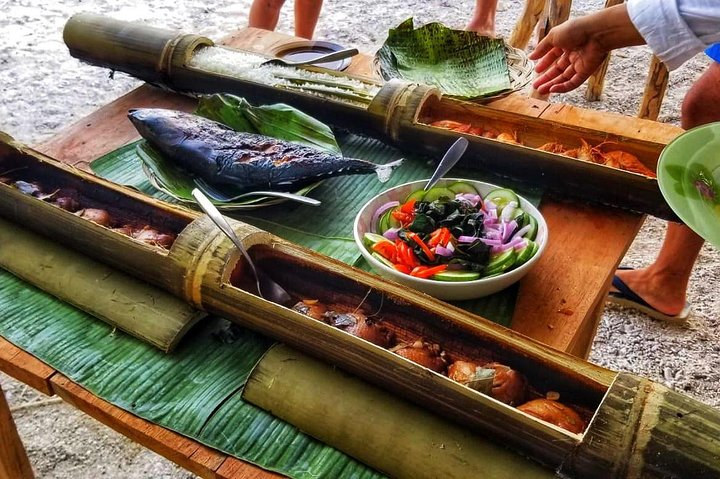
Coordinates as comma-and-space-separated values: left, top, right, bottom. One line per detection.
607, 267, 691, 322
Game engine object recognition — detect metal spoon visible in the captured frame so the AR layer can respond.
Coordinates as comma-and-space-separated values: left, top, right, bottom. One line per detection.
191, 188, 292, 306
261, 47, 359, 67
424, 137, 470, 191
194, 178, 321, 206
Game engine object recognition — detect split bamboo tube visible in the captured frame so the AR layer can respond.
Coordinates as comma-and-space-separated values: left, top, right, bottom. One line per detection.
244, 344, 554, 479
62, 13, 678, 221
0, 218, 204, 352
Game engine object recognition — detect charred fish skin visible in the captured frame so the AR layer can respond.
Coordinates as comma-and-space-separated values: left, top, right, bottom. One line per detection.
128, 109, 402, 192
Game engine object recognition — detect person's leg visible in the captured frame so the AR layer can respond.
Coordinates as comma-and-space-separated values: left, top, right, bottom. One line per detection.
294, 0, 323, 39
613, 61, 720, 316
248, 0, 286, 31
466, 0, 499, 36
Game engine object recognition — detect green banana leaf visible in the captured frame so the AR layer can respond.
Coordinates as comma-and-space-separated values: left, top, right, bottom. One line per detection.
0, 269, 382, 478
107, 94, 337, 209
92, 124, 541, 327
376, 18, 511, 99
196, 94, 341, 154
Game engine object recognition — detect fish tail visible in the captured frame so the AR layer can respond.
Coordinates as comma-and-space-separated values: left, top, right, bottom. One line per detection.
375, 158, 404, 183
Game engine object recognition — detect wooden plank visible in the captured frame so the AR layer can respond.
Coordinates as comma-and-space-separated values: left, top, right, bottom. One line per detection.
0, 383, 34, 479
0, 337, 55, 396
485, 92, 551, 117
215, 457, 285, 479
50, 375, 276, 479
37, 86, 195, 168
512, 201, 642, 351
638, 56, 669, 120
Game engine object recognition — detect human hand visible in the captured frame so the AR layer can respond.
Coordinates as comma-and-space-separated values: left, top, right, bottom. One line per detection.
529, 19, 609, 94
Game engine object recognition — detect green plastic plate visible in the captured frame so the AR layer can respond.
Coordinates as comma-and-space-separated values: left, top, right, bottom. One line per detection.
657, 122, 720, 249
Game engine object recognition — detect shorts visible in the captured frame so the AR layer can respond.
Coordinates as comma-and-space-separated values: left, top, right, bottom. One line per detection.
707, 43, 720, 62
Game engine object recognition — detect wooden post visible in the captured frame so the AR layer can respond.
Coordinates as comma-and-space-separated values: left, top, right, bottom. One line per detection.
508, 0, 547, 50
531, 0, 573, 100
585, 0, 624, 101
638, 55, 669, 120
0, 383, 34, 479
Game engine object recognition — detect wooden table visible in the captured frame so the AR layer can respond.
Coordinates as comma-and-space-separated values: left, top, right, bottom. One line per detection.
1, 27, 683, 478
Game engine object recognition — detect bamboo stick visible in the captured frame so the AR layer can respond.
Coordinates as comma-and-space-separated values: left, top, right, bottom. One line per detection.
0, 218, 205, 352
585, 0, 624, 101
508, 0, 547, 50
638, 56, 669, 120
244, 344, 555, 479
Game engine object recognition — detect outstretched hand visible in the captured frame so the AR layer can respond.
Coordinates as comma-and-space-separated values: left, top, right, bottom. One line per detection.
529, 19, 609, 94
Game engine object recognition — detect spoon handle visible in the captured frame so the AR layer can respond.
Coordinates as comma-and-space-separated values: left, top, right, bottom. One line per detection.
288, 48, 359, 66
191, 188, 263, 294
424, 137, 469, 191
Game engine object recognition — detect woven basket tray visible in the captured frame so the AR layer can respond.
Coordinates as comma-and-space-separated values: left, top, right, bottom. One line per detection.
373, 42, 534, 102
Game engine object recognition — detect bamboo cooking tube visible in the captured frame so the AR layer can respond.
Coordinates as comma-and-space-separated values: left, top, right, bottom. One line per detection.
244, 344, 554, 479
0, 218, 205, 352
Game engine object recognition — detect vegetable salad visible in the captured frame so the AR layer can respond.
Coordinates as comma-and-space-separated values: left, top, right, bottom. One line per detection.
364, 182, 539, 282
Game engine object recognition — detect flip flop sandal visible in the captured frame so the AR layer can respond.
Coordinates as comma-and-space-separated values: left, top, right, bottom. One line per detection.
607, 267, 691, 322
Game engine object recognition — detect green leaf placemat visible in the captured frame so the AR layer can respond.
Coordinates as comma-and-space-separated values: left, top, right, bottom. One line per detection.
0, 269, 382, 478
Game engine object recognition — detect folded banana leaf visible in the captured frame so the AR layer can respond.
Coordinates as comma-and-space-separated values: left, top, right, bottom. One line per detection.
375, 18, 511, 99
107, 94, 335, 209
0, 268, 381, 478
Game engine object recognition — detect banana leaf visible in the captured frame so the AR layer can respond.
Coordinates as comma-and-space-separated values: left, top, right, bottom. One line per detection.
196, 94, 341, 154
0, 268, 382, 478
92, 127, 541, 327
375, 18, 511, 99
101, 94, 336, 209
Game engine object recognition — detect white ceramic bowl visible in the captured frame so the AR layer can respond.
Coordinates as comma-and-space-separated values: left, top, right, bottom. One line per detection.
353, 179, 548, 301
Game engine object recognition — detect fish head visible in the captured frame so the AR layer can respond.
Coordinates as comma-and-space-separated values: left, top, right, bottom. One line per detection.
128, 109, 192, 147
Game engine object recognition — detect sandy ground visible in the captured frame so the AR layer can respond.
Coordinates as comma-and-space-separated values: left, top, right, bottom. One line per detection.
1, 0, 719, 477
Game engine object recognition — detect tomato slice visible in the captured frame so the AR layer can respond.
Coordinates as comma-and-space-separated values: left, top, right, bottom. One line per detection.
400, 198, 417, 214
372, 241, 397, 263
394, 264, 411, 274
410, 265, 429, 277
407, 232, 436, 262
414, 264, 448, 279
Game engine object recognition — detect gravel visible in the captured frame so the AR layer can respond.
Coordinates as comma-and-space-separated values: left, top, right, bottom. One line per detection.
1, 0, 718, 476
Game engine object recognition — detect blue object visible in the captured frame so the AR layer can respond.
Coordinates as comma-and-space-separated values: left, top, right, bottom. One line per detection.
706, 43, 720, 62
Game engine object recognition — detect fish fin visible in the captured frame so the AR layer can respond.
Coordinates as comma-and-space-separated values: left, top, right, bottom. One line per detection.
375, 158, 404, 183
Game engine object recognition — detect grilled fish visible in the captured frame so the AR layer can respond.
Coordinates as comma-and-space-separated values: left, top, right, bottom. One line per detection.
128, 109, 402, 192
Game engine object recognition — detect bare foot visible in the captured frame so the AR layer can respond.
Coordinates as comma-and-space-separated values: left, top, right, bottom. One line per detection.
611, 267, 688, 317
465, 20, 495, 37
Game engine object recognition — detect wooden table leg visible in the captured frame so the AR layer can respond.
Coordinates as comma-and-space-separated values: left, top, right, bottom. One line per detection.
0, 383, 34, 479
638, 56, 669, 120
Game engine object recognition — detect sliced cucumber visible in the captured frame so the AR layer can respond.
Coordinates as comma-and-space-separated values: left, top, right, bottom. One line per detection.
379, 208, 402, 234
485, 249, 517, 276
422, 187, 456, 203
378, 210, 391, 233
509, 206, 525, 222
432, 270, 481, 282
371, 252, 395, 269
404, 189, 427, 203
514, 240, 536, 266
484, 188, 520, 211
363, 232, 390, 247
524, 214, 539, 241
448, 181, 479, 195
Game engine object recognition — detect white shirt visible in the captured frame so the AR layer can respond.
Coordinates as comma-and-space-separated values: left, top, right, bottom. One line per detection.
627, 0, 720, 69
